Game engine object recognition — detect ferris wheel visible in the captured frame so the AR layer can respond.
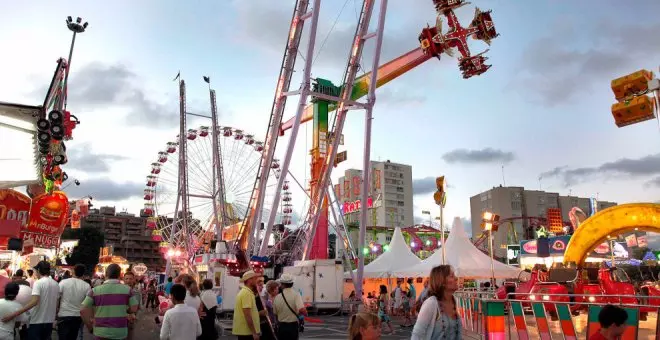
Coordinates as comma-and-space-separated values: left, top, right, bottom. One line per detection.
142, 125, 293, 251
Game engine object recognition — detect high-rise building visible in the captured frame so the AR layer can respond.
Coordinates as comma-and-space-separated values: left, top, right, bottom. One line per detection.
335, 160, 413, 227
469, 186, 617, 258
68, 206, 166, 272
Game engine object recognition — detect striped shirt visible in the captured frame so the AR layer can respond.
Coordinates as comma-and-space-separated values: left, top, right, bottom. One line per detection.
82, 279, 138, 339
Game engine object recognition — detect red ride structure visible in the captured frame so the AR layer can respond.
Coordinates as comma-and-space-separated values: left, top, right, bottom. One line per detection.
419, 0, 498, 78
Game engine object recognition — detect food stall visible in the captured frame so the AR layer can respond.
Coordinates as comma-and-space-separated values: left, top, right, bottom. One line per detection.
95, 255, 129, 276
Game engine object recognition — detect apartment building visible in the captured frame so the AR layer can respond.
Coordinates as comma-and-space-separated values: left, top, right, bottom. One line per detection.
335, 160, 414, 227
469, 186, 617, 258
74, 206, 166, 272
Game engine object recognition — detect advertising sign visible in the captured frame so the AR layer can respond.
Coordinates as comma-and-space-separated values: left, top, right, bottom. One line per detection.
520, 239, 537, 255
520, 235, 612, 258
549, 235, 571, 255
26, 192, 69, 248
0, 189, 31, 228
0, 189, 69, 249
133, 263, 148, 276
341, 196, 373, 215
507, 244, 520, 266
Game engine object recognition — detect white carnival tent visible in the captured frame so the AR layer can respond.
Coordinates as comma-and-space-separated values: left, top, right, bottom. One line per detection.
398, 217, 523, 279
346, 227, 421, 279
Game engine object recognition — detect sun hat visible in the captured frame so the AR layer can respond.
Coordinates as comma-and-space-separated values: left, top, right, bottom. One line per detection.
240, 270, 262, 282
278, 273, 294, 284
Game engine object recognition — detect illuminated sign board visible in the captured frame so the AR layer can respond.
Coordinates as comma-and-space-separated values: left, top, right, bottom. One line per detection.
341, 197, 373, 215
507, 245, 520, 266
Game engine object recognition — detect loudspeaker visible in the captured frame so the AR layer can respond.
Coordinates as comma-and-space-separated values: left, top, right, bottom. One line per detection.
7, 238, 23, 251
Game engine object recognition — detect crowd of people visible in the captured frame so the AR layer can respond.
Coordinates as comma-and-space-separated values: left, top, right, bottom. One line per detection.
0, 260, 221, 340
0, 260, 635, 340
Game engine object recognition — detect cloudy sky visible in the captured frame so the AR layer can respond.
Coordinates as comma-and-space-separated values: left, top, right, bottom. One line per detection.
2, 1, 660, 240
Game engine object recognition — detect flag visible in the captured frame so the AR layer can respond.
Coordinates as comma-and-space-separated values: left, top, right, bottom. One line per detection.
203, 76, 210, 83
173, 71, 180, 82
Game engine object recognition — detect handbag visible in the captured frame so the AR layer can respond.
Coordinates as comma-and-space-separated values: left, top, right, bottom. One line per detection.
280, 291, 304, 333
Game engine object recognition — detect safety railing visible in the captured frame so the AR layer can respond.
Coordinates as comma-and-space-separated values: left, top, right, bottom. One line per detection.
454, 290, 660, 340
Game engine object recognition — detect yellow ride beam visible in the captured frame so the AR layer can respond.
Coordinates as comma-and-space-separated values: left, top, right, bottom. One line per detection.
563, 203, 660, 266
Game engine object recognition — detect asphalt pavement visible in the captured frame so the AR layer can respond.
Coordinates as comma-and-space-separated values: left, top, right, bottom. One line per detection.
49, 309, 412, 340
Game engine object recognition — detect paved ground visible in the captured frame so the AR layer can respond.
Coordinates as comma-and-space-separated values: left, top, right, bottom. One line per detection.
47, 308, 658, 339
216, 312, 414, 340
50, 308, 161, 339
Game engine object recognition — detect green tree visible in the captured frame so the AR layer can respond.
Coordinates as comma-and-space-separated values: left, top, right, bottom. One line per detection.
328, 233, 337, 259
62, 226, 104, 275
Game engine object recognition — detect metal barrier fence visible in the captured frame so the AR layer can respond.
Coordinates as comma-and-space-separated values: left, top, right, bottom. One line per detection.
454, 291, 660, 339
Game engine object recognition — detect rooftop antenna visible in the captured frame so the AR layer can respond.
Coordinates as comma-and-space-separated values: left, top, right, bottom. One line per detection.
501, 165, 506, 187
538, 176, 542, 190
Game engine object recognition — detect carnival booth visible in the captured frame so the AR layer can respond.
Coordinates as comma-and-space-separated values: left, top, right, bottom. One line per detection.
95, 255, 129, 276
398, 218, 524, 279
344, 227, 423, 299
192, 242, 268, 312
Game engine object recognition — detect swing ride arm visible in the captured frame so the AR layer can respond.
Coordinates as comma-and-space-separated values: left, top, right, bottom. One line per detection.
279, 47, 432, 134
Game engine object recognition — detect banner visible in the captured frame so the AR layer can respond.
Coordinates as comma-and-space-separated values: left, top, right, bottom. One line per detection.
0, 190, 30, 247
0, 189, 31, 227
625, 234, 638, 247
26, 192, 69, 247
0, 189, 69, 249
520, 235, 612, 258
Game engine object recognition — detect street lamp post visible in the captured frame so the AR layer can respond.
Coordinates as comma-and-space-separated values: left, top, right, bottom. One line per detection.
64, 16, 88, 109
482, 211, 500, 285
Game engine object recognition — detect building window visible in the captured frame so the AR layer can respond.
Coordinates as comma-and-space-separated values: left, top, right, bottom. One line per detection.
511, 201, 521, 210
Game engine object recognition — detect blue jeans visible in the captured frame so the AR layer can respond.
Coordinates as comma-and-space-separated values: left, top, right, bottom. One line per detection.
27, 323, 53, 340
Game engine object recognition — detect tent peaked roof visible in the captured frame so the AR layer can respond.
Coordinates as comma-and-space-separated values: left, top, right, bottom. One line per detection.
397, 217, 522, 279
348, 227, 421, 278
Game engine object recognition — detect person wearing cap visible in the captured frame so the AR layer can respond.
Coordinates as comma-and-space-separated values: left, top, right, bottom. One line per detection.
233, 270, 262, 340
1, 260, 60, 340
273, 274, 307, 340
0, 282, 27, 340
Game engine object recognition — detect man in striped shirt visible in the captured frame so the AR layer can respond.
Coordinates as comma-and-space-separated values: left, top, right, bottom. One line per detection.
81, 264, 138, 339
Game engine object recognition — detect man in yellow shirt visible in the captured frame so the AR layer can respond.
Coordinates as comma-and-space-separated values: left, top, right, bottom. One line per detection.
233, 270, 262, 340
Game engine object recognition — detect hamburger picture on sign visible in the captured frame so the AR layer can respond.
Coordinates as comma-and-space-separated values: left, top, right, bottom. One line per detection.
24, 191, 70, 249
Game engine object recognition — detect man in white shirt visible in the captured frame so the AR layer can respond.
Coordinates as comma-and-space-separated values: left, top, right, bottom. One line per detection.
273, 274, 307, 340
57, 264, 90, 340
160, 284, 201, 340
0, 283, 27, 340
1, 260, 59, 339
